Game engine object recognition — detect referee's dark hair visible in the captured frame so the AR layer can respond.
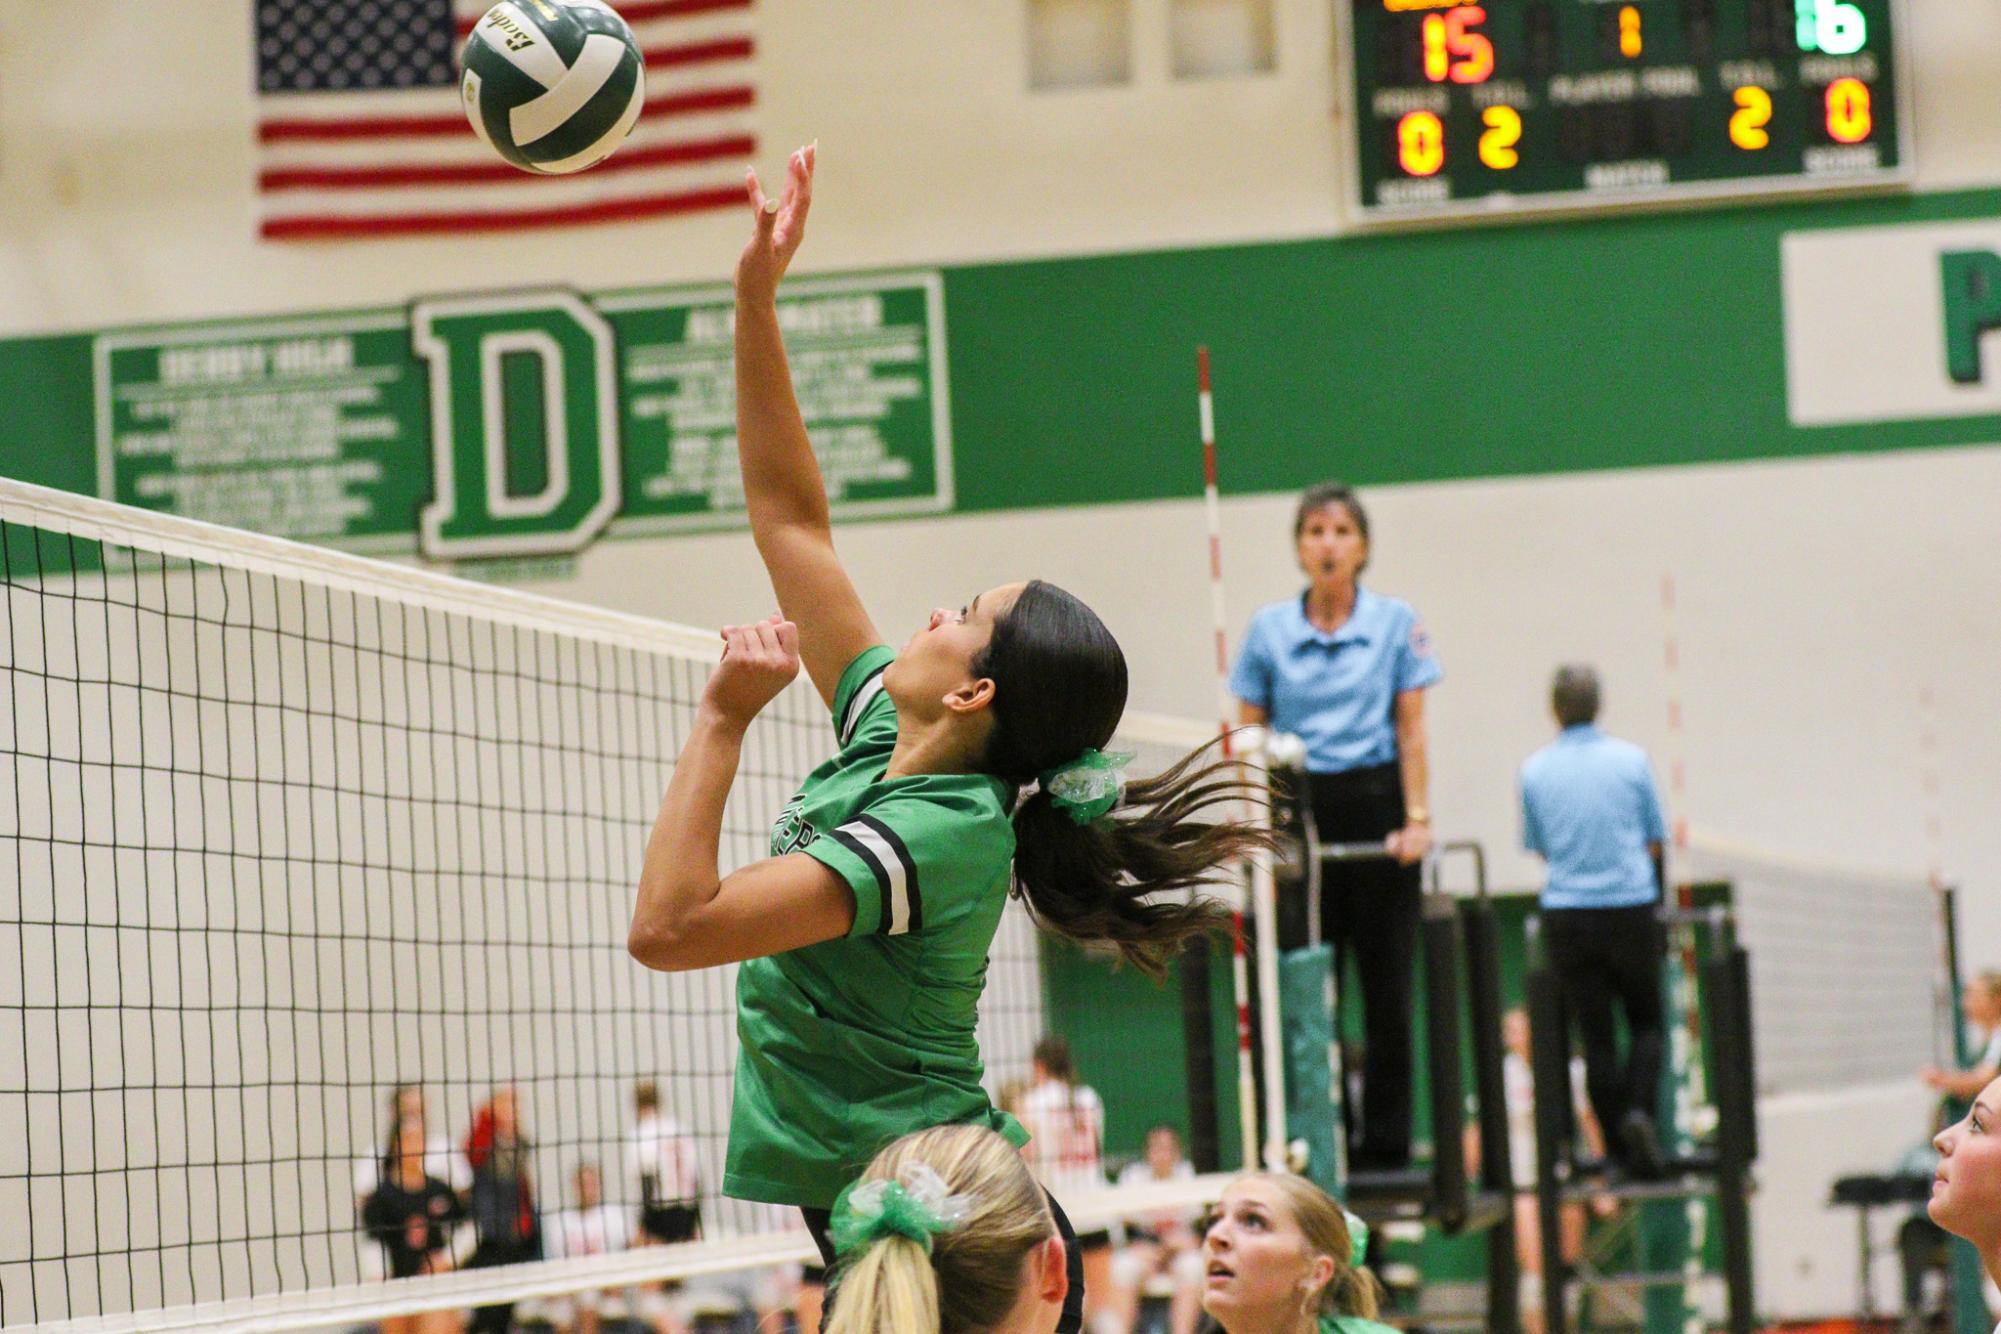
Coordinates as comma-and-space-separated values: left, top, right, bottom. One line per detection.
1552, 664, 1601, 727
974, 580, 1277, 979
1293, 482, 1371, 570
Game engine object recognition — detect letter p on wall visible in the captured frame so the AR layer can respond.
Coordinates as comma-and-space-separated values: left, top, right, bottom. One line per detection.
1941, 250, 2001, 386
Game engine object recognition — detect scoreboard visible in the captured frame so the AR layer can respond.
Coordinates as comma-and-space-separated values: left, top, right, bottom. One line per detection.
1340, 0, 1909, 223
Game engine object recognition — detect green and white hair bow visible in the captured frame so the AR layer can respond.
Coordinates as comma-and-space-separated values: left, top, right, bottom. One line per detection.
829, 1162, 974, 1258
1038, 748, 1135, 825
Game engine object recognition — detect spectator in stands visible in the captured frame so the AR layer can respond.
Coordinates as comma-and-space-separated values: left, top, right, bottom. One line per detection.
1923, 973, 2001, 1100
545, 1161, 650, 1334
824, 1122, 1069, 1334
1017, 1037, 1113, 1331
1520, 664, 1671, 1180
1230, 481, 1441, 1172
360, 1115, 466, 1334
629, 1079, 703, 1244
353, 1085, 472, 1282
1927, 1073, 2001, 1334
1106, 1125, 1203, 1334
1200, 1173, 1395, 1334
464, 1085, 542, 1334
623, 1080, 703, 1332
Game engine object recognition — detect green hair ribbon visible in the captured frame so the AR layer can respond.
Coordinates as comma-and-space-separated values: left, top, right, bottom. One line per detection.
828, 1163, 973, 1259
1038, 748, 1135, 825
1341, 1207, 1369, 1268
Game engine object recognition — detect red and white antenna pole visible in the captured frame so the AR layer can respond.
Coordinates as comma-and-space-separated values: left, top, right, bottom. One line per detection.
1920, 683, 1945, 890
1661, 572, 1710, 1314
1660, 573, 1690, 857
1200, 349, 1235, 760
1199, 347, 1260, 1170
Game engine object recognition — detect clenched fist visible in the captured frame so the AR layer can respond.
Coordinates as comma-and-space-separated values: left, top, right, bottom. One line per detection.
701, 613, 801, 726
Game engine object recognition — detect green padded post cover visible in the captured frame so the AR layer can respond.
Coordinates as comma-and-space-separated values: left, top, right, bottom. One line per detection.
1281, 944, 1344, 1196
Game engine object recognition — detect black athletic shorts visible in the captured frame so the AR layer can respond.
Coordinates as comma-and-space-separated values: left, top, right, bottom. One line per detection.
640, 1202, 700, 1244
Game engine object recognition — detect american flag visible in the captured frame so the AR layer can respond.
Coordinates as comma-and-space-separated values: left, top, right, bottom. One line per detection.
254, 0, 756, 240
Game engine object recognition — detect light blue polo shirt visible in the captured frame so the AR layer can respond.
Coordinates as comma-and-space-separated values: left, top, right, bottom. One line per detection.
1519, 724, 1667, 909
1228, 587, 1442, 774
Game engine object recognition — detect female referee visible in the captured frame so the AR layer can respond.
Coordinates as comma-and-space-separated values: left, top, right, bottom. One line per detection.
627, 144, 1271, 1333
1229, 484, 1440, 1171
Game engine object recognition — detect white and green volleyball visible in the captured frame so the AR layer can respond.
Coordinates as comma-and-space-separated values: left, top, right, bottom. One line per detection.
461, 0, 646, 175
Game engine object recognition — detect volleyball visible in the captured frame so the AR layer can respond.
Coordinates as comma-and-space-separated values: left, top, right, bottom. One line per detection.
460, 0, 646, 175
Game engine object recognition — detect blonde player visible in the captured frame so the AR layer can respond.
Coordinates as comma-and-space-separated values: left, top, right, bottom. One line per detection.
1201, 1173, 1395, 1334
627, 144, 1272, 1332
824, 1124, 1069, 1334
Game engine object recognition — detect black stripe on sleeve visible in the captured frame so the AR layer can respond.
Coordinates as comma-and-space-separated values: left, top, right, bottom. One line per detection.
855, 813, 921, 934
828, 824, 892, 935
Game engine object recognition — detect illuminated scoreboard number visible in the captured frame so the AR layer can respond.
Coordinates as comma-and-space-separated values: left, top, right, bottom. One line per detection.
1344, 0, 1909, 223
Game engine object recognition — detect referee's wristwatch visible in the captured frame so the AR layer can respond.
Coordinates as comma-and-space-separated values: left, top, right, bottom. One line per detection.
1405, 806, 1431, 825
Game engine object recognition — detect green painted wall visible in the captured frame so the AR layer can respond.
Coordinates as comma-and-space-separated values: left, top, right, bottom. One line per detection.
7, 186, 2001, 534
940, 185, 2001, 511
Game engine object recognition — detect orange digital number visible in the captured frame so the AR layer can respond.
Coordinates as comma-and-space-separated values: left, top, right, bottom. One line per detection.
1421, 12, 1451, 82
1619, 5, 1642, 58
1421, 5, 1494, 85
1398, 111, 1446, 176
1825, 77, 1872, 144
1729, 86, 1773, 150
1479, 105, 1522, 169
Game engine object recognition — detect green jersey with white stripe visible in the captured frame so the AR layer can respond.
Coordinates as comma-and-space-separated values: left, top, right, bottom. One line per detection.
723, 646, 1029, 1208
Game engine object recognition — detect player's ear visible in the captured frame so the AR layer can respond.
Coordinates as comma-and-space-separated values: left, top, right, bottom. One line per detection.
1035, 1235, 1069, 1306
943, 676, 996, 715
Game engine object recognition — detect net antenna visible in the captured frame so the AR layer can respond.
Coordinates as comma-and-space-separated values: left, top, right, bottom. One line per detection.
1197, 348, 1284, 1170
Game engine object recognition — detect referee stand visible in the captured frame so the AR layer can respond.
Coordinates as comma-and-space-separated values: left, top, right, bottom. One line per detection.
1524, 901, 1757, 1334
1266, 791, 1520, 1332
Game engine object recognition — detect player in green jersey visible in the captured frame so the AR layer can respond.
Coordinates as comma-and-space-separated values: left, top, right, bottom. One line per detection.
628, 144, 1270, 1334
1201, 1174, 1395, 1334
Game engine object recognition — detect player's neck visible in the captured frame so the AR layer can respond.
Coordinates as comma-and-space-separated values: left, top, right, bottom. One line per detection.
884, 717, 987, 779
1222, 1305, 1324, 1334
1304, 579, 1357, 631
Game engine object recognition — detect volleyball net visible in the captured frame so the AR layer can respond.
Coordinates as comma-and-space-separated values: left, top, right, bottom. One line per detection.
1682, 831, 1955, 1097
0, 479, 1244, 1332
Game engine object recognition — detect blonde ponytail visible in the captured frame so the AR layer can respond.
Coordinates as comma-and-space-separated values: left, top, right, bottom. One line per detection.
823, 1125, 1055, 1334
1324, 1260, 1384, 1321
824, 1233, 940, 1334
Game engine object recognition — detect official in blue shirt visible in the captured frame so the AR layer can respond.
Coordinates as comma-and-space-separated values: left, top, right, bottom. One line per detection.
1519, 664, 1670, 1179
1230, 482, 1441, 1170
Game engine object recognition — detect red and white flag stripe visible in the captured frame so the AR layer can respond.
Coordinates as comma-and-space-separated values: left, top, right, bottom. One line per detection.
257, 0, 755, 240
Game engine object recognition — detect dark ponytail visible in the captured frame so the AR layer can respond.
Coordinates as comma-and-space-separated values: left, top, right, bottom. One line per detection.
974, 581, 1277, 979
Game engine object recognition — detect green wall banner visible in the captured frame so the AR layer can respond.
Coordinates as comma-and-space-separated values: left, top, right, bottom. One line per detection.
95, 313, 426, 552
65, 272, 952, 561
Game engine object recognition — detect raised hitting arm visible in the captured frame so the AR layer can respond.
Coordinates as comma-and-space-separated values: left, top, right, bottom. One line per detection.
734, 144, 880, 706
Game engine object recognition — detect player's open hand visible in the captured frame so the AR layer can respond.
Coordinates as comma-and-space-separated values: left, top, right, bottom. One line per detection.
736, 143, 815, 304
702, 613, 801, 726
